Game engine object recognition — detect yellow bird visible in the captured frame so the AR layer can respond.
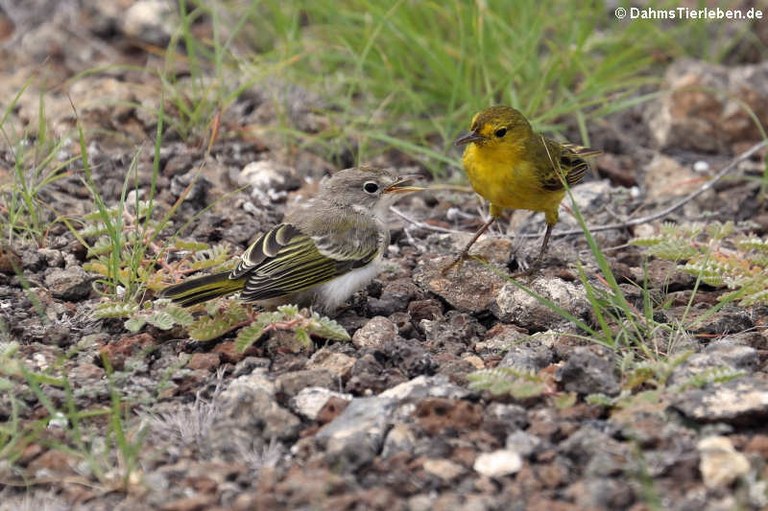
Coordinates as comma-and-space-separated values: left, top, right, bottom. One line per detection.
451, 105, 600, 270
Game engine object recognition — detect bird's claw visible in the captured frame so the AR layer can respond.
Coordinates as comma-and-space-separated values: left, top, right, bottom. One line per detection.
441, 253, 491, 276
508, 255, 543, 278
441, 253, 468, 276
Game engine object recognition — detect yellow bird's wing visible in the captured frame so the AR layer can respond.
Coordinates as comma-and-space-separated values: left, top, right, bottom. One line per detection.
540, 138, 601, 191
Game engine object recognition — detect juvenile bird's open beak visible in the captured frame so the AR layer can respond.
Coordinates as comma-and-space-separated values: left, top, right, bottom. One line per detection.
383, 175, 424, 194
455, 130, 485, 147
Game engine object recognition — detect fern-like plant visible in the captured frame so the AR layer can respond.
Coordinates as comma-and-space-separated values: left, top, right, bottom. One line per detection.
632, 221, 768, 306
467, 367, 553, 400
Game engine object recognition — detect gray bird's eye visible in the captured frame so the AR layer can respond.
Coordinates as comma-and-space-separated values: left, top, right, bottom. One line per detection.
363, 181, 379, 194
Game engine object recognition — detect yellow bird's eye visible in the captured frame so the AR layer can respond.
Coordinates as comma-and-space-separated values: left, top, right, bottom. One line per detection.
363, 181, 380, 194
494, 127, 507, 138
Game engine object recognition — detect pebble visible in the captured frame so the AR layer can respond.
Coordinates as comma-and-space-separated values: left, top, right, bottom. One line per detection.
44, 266, 94, 301
473, 449, 523, 477
491, 276, 589, 330
290, 386, 353, 421
380, 374, 470, 401
697, 435, 750, 489
275, 369, 336, 398
672, 376, 768, 425
352, 316, 399, 350
555, 346, 620, 396
315, 396, 396, 469
412, 255, 506, 314
422, 458, 465, 481
306, 348, 357, 380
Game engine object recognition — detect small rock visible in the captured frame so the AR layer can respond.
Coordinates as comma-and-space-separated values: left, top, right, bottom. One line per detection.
212, 341, 249, 365
122, 0, 177, 45
704, 339, 759, 370
644, 154, 701, 200
352, 316, 398, 350
38, 248, 65, 268
669, 341, 758, 385
421, 311, 485, 354
474, 323, 528, 356
499, 340, 554, 372
643, 258, 696, 292
407, 299, 443, 323
456, 235, 515, 266
98, 332, 155, 371
231, 356, 271, 377
306, 348, 357, 380
645, 59, 768, 153
689, 307, 755, 337
238, 160, 300, 205
414, 398, 483, 435
315, 396, 396, 469
505, 430, 542, 458
422, 458, 465, 481
381, 375, 470, 401
491, 276, 589, 331
276, 369, 336, 398
473, 449, 523, 477
345, 353, 403, 395
555, 346, 620, 396
367, 278, 420, 316
187, 353, 221, 372
484, 403, 529, 433
209, 370, 300, 458
45, 266, 93, 301
69, 363, 104, 381
672, 376, 768, 425
744, 434, 768, 459
28, 449, 78, 479
462, 354, 485, 370
290, 387, 353, 421
382, 338, 437, 378
698, 435, 751, 489
316, 396, 350, 425
571, 478, 636, 511
413, 255, 506, 314
160, 494, 218, 511
381, 424, 417, 457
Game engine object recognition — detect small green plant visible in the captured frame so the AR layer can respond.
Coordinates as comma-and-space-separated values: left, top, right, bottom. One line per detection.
467, 367, 553, 400
0, 342, 146, 490
632, 221, 768, 306
1, 92, 75, 242
233, 304, 350, 351
121, 298, 350, 348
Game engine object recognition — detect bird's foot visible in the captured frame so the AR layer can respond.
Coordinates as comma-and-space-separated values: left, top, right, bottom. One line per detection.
507, 254, 543, 279
441, 252, 487, 276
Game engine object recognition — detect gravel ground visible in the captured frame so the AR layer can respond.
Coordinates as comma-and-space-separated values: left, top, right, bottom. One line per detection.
1, 2, 767, 510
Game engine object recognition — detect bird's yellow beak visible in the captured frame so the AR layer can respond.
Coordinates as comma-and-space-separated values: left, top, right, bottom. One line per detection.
383, 176, 424, 194
455, 130, 485, 147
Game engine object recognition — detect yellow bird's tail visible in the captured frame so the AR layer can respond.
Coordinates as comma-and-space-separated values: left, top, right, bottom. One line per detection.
159, 271, 245, 307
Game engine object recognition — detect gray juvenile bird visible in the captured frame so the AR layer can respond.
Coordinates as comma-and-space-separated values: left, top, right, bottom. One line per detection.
160, 166, 422, 313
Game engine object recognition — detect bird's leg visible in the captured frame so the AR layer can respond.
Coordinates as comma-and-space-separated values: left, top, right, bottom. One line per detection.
536, 223, 554, 264
442, 216, 496, 274
509, 223, 553, 278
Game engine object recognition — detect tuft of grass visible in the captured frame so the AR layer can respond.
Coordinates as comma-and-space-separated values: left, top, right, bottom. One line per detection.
0, 90, 75, 242
155, 0, 762, 174
0, 343, 146, 492
139, 369, 226, 449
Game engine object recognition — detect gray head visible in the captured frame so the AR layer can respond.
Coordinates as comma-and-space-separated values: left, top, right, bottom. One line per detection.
317, 166, 422, 213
